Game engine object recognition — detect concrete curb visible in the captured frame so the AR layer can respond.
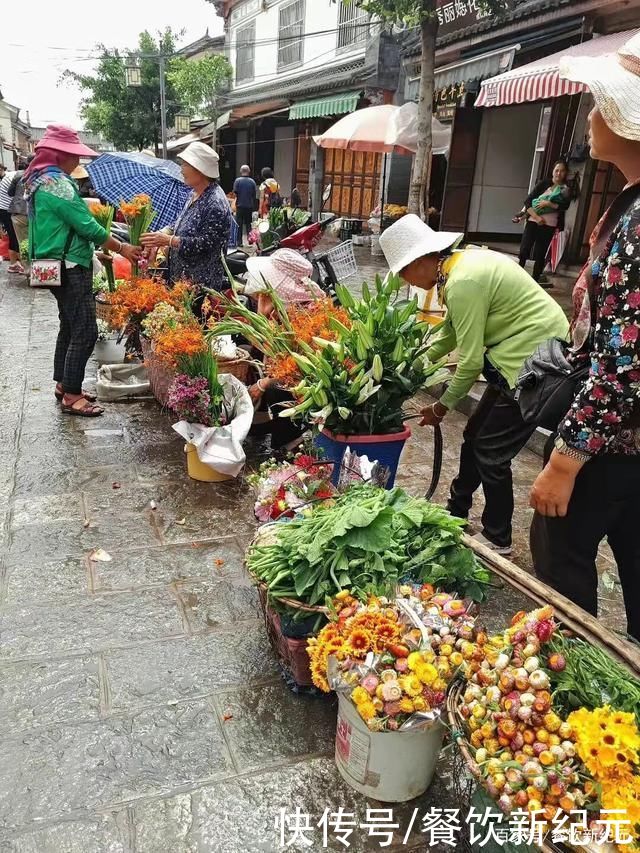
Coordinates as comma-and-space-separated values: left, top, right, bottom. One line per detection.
428, 382, 551, 458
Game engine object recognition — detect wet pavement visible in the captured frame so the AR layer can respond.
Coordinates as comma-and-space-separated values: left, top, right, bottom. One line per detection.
0, 265, 625, 852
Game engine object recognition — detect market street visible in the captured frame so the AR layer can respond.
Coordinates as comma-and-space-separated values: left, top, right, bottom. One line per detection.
0, 266, 627, 852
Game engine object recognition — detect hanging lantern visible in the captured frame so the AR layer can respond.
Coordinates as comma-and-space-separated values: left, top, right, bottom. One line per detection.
175, 113, 191, 135
125, 58, 142, 87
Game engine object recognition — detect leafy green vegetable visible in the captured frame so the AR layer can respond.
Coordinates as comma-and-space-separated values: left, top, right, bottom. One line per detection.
246, 484, 490, 617
547, 634, 640, 727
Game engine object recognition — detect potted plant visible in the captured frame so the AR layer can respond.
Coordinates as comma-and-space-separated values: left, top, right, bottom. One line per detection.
167, 349, 253, 482
93, 319, 126, 366
281, 275, 449, 487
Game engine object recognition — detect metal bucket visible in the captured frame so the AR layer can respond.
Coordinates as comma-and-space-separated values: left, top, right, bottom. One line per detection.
335, 694, 445, 802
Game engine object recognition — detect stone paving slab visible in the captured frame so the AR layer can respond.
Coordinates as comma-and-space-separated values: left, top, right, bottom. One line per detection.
0, 814, 128, 853
1, 555, 91, 604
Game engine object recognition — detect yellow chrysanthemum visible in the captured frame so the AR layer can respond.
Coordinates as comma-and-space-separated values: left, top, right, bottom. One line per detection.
351, 686, 370, 706
399, 697, 415, 714
400, 675, 423, 697
407, 652, 423, 671
357, 700, 377, 722
413, 696, 428, 712
310, 663, 330, 693
415, 663, 438, 686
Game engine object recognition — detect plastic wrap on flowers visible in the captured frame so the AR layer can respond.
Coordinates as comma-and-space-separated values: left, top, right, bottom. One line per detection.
172, 374, 253, 477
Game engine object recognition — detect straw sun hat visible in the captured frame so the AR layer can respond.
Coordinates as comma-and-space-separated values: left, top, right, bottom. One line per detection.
379, 214, 463, 275
560, 31, 640, 141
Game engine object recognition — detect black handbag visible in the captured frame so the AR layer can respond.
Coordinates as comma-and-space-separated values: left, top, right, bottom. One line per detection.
515, 182, 640, 430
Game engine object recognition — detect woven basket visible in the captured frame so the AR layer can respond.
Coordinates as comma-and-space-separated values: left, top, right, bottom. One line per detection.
447, 537, 640, 853
217, 348, 254, 385
95, 298, 115, 327
140, 336, 176, 408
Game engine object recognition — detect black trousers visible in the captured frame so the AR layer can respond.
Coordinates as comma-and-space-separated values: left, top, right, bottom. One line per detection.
51, 265, 98, 395
250, 386, 304, 450
531, 444, 640, 641
0, 209, 19, 252
447, 384, 536, 547
235, 207, 253, 243
518, 221, 555, 282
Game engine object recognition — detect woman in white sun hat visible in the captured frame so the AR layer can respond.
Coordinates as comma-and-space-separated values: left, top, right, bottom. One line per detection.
530, 32, 640, 640
379, 214, 568, 555
141, 141, 231, 293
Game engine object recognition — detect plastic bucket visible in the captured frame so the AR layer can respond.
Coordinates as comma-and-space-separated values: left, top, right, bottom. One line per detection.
93, 339, 126, 366
313, 426, 410, 488
370, 235, 384, 257
335, 694, 445, 802
184, 443, 233, 482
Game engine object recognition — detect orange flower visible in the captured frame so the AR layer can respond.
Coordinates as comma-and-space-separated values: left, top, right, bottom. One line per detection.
107, 278, 175, 327
153, 325, 206, 366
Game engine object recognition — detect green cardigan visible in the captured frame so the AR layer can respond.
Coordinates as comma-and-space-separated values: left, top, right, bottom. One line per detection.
29, 174, 108, 268
427, 248, 570, 411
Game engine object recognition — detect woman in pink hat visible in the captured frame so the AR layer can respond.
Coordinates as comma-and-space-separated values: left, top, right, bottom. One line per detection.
243, 248, 323, 450
25, 125, 141, 416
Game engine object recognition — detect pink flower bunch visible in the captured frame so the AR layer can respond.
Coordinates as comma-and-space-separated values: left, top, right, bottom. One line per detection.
167, 374, 212, 425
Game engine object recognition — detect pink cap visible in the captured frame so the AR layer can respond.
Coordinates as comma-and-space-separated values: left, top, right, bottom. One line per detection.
35, 124, 99, 157
246, 248, 324, 303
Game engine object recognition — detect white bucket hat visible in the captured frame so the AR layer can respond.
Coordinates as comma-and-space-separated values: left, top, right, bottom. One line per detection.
379, 214, 463, 275
178, 141, 220, 179
560, 31, 640, 142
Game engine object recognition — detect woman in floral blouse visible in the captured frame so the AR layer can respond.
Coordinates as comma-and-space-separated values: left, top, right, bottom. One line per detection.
141, 141, 231, 292
530, 32, 640, 640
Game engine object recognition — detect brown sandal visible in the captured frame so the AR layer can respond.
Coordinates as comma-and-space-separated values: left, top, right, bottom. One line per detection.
55, 385, 97, 403
61, 398, 104, 417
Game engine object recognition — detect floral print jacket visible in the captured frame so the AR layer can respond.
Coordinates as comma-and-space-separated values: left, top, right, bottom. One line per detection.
561, 194, 640, 455
169, 182, 231, 291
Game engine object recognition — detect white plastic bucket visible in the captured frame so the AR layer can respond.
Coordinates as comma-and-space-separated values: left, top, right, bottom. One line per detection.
370, 235, 384, 257
335, 694, 445, 802
94, 338, 126, 366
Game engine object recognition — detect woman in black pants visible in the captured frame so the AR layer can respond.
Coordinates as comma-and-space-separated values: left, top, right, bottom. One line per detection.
529, 32, 640, 640
516, 160, 570, 284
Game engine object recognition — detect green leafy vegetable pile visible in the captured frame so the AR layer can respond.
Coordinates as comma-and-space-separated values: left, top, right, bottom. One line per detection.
247, 484, 490, 612
547, 634, 640, 727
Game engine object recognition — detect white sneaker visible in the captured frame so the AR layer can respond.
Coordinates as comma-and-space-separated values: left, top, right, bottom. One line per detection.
471, 532, 513, 556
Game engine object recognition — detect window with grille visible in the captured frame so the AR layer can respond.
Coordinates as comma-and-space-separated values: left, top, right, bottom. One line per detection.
338, 0, 369, 50
278, 0, 305, 70
236, 21, 255, 83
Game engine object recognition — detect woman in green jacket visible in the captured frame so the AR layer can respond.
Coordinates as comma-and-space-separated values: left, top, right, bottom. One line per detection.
25, 125, 140, 417
379, 214, 569, 555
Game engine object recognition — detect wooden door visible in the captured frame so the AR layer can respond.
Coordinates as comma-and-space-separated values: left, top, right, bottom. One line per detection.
440, 106, 483, 232
323, 148, 382, 218
295, 133, 311, 206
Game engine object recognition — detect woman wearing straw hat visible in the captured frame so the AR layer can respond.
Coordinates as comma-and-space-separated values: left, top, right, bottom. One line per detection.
529, 33, 640, 639
24, 125, 141, 417
141, 141, 231, 293
379, 214, 568, 555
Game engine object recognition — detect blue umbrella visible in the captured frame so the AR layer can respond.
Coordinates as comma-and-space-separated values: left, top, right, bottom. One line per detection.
86, 152, 191, 230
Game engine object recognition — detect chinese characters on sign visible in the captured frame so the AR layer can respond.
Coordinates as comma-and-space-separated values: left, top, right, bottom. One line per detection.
433, 82, 466, 122
437, 0, 493, 37
275, 807, 634, 848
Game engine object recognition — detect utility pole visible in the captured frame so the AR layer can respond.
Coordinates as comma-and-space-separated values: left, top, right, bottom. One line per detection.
159, 55, 168, 160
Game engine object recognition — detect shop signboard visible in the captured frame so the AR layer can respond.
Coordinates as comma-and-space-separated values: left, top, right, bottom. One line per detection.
437, 0, 493, 38
433, 82, 466, 123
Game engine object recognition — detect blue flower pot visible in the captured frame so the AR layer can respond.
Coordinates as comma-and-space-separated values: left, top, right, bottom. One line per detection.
313, 426, 411, 489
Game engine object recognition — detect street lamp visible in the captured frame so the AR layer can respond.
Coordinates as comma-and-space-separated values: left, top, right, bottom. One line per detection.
175, 113, 191, 135
125, 58, 142, 88
125, 53, 168, 160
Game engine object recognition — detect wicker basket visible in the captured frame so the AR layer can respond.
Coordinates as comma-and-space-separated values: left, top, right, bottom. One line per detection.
447, 536, 640, 853
140, 336, 176, 408
217, 348, 254, 385
95, 298, 115, 327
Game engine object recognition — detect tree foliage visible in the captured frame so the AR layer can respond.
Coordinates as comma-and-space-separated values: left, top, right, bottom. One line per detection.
64, 29, 181, 152
167, 55, 232, 123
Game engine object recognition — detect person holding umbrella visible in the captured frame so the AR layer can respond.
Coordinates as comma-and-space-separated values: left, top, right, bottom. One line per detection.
141, 141, 231, 292
379, 215, 569, 555
25, 125, 141, 416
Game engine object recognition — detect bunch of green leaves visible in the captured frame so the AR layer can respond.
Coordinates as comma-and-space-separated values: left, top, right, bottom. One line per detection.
546, 634, 640, 727
207, 285, 294, 359
246, 484, 489, 615
177, 349, 228, 427
281, 274, 449, 434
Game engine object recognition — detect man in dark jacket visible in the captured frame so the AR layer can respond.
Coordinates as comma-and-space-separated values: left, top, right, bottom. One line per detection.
233, 165, 257, 246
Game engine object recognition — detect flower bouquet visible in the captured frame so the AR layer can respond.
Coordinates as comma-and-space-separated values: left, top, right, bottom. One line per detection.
107, 277, 175, 329
308, 586, 474, 722
455, 604, 640, 848
119, 193, 156, 276
168, 348, 254, 479
89, 202, 116, 290
248, 453, 335, 522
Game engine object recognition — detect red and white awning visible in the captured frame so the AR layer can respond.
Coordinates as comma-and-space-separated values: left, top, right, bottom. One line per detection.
475, 28, 639, 108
